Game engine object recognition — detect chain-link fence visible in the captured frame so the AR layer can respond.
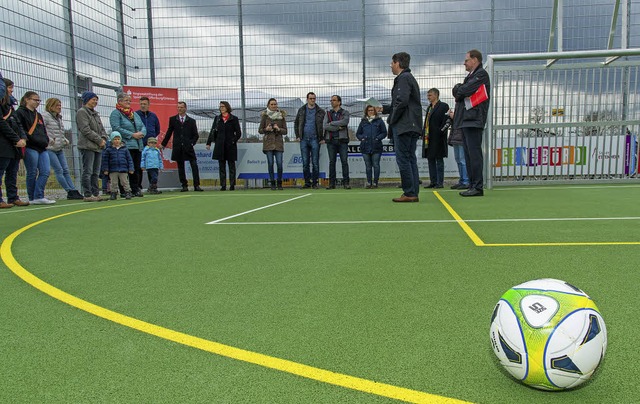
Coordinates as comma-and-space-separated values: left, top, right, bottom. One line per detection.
1, 0, 639, 196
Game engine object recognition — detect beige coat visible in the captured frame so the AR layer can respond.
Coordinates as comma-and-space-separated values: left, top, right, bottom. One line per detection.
258, 110, 287, 152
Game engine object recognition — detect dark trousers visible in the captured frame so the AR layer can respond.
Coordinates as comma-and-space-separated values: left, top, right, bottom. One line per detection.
218, 159, 236, 187
427, 157, 445, 187
146, 168, 159, 186
2, 158, 19, 203
128, 149, 142, 193
0, 157, 10, 203
461, 127, 484, 191
177, 159, 200, 187
393, 129, 420, 197
326, 139, 349, 184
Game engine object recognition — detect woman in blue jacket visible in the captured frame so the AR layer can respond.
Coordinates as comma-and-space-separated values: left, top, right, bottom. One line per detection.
356, 105, 387, 188
109, 93, 146, 197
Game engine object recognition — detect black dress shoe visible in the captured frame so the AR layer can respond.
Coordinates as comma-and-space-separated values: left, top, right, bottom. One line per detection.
435, 185, 444, 189
220, 187, 226, 191
194, 186, 204, 192
424, 183, 437, 188
460, 189, 484, 197
180, 186, 188, 192
451, 183, 469, 189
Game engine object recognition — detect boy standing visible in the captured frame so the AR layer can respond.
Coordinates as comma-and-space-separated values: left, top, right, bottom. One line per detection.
141, 136, 164, 194
101, 131, 134, 200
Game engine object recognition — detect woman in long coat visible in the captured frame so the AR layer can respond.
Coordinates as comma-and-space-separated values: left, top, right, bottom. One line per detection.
422, 88, 449, 188
258, 98, 287, 190
206, 101, 241, 191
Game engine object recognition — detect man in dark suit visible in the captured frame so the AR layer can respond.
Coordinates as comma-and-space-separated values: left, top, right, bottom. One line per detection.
160, 101, 203, 192
452, 49, 490, 197
422, 88, 449, 189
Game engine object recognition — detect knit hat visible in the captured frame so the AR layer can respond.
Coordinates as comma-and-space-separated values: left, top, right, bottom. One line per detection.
81, 91, 98, 105
110, 131, 122, 141
147, 137, 157, 144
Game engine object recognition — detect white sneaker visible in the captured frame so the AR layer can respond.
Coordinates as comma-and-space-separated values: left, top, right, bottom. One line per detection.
30, 198, 56, 205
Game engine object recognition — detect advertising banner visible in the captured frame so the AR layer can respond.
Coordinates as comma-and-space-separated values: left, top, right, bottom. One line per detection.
184, 141, 460, 181
122, 86, 179, 169
493, 136, 628, 177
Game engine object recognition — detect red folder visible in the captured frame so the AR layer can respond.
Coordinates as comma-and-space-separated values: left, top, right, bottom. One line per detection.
464, 84, 488, 110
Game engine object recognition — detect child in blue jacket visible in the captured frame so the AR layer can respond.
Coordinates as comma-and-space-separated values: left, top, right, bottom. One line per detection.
101, 131, 134, 200
141, 137, 164, 194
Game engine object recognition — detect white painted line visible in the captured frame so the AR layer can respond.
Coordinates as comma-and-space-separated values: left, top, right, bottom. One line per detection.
206, 194, 312, 224
212, 216, 640, 225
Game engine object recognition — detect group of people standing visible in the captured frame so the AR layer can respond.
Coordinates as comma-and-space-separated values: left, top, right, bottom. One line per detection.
1, 74, 83, 207
1, 49, 489, 205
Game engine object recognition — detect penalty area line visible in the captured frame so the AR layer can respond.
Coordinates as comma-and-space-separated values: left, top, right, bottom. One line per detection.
207, 194, 312, 224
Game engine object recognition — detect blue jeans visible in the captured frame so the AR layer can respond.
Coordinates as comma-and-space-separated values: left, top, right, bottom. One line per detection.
362, 153, 381, 184
300, 136, 320, 185
265, 150, 283, 181
326, 139, 349, 184
47, 150, 77, 192
393, 128, 420, 197
427, 157, 444, 187
453, 144, 469, 185
24, 148, 51, 200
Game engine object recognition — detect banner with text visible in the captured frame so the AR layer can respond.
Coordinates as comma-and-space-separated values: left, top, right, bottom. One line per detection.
122, 86, 179, 169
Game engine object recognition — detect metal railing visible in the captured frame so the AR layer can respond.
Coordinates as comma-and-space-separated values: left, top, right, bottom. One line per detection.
486, 49, 640, 187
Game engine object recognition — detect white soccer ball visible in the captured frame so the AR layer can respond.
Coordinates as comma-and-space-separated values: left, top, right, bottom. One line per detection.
489, 278, 607, 390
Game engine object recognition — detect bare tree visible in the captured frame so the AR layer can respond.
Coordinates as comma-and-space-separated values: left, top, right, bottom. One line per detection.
581, 110, 618, 136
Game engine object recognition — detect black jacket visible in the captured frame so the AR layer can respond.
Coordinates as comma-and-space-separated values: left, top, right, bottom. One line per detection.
294, 104, 325, 141
15, 106, 49, 152
162, 114, 199, 161
452, 64, 491, 130
1, 104, 24, 159
423, 101, 450, 159
206, 114, 241, 161
383, 68, 423, 135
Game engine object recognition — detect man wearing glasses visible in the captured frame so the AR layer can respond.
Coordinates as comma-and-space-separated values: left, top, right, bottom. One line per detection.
294, 92, 325, 189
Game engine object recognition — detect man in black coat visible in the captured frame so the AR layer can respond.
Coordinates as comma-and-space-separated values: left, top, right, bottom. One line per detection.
422, 88, 449, 189
383, 52, 423, 203
161, 101, 203, 192
452, 49, 491, 197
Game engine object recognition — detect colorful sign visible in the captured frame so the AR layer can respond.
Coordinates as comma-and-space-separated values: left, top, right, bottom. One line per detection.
122, 86, 179, 169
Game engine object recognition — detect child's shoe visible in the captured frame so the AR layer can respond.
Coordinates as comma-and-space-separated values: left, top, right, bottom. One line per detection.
110, 192, 117, 200
125, 192, 132, 200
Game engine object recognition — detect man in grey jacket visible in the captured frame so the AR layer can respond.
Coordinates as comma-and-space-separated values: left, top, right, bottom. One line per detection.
76, 91, 108, 201
383, 52, 422, 202
323, 95, 351, 189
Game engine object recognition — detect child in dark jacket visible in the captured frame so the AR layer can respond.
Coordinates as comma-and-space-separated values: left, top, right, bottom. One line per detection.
101, 131, 134, 200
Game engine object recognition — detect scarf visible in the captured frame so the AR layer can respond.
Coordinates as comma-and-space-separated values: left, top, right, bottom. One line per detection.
366, 116, 375, 123
265, 109, 284, 121
116, 103, 134, 120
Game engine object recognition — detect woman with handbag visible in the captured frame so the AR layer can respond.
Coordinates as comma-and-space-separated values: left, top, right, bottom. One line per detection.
15, 91, 55, 204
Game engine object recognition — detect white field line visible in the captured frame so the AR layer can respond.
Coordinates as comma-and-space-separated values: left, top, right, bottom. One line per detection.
206, 194, 312, 224
212, 216, 640, 225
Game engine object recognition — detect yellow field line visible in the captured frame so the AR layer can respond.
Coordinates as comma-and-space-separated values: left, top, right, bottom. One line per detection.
433, 192, 485, 246
0, 203, 472, 404
484, 241, 640, 247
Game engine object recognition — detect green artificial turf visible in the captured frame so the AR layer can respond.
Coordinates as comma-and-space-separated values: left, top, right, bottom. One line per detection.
1, 185, 639, 403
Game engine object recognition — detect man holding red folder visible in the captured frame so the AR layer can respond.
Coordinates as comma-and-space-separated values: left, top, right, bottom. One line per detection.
452, 49, 490, 197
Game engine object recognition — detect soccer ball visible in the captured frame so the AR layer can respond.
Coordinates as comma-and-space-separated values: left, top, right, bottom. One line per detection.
489, 278, 607, 390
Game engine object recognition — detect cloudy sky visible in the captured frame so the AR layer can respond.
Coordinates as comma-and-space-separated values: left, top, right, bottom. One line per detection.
1, 0, 638, 132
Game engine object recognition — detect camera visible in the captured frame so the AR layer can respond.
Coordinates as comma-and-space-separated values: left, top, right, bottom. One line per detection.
441, 116, 453, 132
